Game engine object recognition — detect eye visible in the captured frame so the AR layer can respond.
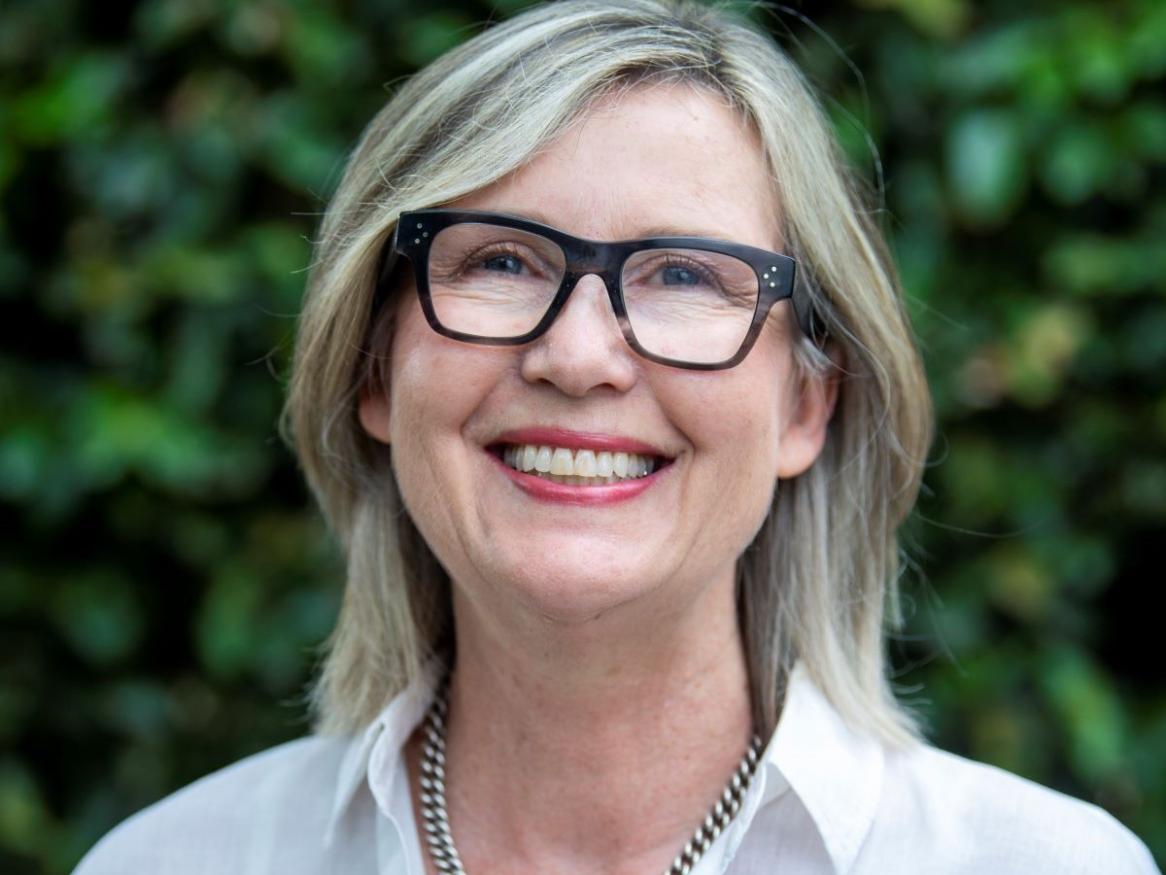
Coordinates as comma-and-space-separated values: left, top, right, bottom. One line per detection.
661, 265, 703, 286
481, 253, 525, 274
648, 257, 717, 290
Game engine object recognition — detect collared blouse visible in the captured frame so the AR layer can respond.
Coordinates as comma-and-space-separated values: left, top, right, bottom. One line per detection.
74, 662, 1159, 874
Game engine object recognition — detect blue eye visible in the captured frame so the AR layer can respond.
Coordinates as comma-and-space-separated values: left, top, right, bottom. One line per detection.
662, 265, 702, 285
482, 254, 524, 274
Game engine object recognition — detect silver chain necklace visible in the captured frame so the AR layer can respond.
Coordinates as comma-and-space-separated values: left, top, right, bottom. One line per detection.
418, 676, 763, 875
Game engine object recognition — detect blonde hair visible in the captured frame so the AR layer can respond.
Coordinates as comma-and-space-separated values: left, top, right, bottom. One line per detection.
283, 0, 933, 747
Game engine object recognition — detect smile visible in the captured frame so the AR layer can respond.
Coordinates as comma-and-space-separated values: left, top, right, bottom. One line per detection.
498, 444, 661, 485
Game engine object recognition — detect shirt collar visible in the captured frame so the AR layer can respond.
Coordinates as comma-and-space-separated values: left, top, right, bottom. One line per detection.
761, 661, 886, 874
323, 663, 438, 848
323, 660, 885, 874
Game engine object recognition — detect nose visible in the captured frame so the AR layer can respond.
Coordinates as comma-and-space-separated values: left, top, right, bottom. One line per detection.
518, 274, 638, 396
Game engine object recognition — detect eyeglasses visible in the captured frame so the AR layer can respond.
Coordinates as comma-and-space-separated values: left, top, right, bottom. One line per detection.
376, 209, 802, 370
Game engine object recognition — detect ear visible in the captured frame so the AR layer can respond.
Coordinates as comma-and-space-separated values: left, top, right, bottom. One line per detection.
357, 381, 392, 446
776, 356, 840, 480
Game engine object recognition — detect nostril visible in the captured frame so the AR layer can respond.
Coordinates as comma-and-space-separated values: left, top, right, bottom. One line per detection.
519, 295, 639, 395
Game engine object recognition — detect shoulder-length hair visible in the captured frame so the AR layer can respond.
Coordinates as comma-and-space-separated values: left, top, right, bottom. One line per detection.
283, 0, 933, 747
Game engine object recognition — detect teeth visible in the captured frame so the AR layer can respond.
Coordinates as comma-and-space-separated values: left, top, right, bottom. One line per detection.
613, 452, 628, 478
574, 450, 597, 477
499, 444, 661, 482
535, 446, 553, 473
550, 448, 573, 476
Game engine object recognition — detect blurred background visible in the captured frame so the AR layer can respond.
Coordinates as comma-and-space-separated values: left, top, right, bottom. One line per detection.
1, 0, 1163, 871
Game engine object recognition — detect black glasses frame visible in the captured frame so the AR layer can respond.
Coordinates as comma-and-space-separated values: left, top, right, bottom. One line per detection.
375, 209, 802, 370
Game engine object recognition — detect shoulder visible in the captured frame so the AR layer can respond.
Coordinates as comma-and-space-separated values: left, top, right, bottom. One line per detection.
72, 734, 353, 875
869, 742, 1159, 874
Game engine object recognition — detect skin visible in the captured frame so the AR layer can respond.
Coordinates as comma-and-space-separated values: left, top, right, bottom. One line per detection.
358, 82, 838, 875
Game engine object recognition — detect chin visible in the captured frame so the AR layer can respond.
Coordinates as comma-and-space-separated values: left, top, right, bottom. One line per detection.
486, 551, 665, 627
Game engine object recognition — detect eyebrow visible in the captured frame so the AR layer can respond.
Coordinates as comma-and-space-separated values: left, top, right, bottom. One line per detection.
497, 208, 739, 243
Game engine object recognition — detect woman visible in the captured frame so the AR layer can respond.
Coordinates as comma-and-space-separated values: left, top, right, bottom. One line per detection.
75, 1, 1157, 873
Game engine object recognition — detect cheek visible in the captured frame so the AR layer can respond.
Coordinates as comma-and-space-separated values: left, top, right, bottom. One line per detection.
385, 318, 502, 566
730, 333, 797, 464
387, 297, 519, 482
655, 357, 788, 472
658, 370, 786, 565
387, 307, 462, 488
390, 296, 469, 404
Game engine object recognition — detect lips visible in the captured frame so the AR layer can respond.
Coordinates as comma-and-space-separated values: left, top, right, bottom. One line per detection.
500, 444, 658, 483
485, 427, 674, 501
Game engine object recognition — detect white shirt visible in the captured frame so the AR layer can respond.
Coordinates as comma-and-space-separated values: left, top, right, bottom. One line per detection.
74, 661, 1159, 874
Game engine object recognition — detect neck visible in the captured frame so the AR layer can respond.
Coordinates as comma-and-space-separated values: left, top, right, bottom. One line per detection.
411, 569, 753, 875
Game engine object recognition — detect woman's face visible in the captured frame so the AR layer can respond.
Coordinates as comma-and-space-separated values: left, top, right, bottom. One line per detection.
359, 83, 835, 626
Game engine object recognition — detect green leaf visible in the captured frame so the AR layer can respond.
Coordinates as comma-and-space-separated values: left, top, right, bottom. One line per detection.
1040, 648, 1128, 783
10, 52, 130, 144
947, 109, 1027, 226
50, 572, 144, 666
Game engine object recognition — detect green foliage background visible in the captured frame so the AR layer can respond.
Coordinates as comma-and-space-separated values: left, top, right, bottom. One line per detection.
1, 0, 1163, 871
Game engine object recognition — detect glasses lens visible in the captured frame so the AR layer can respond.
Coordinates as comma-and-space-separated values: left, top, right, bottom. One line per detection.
427, 223, 566, 338
621, 248, 759, 364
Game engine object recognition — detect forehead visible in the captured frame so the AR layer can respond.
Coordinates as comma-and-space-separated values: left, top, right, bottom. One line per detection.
448, 82, 783, 250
